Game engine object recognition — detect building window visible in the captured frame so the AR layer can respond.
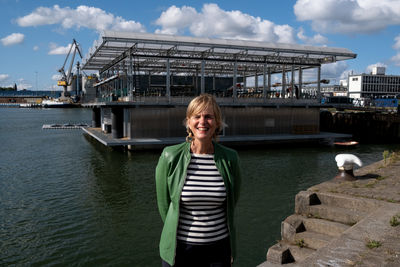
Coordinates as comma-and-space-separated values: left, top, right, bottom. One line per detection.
352, 77, 358, 81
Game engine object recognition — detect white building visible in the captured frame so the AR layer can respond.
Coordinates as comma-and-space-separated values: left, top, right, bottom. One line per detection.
348, 67, 400, 99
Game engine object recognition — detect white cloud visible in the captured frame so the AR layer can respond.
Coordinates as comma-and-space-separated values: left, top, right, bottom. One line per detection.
48, 43, 72, 55
294, 0, 400, 34
155, 5, 197, 35
365, 62, 387, 73
297, 27, 328, 45
321, 61, 349, 80
49, 84, 62, 90
340, 69, 357, 80
247, 62, 349, 85
155, 4, 297, 43
17, 5, 145, 33
33, 45, 39, 51
273, 25, 295, 44
245, 74, 281, 87
393, 35, 400, 50
390, 36, 400, 66
52, 74, 61, 80
0, 74, 10, 82
16, 78, 32, 90
1, 33, 25, 46
391, 53, 400, 66
298, 61, 349, 83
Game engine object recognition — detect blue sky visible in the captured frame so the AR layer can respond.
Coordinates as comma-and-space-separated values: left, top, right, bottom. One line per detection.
1, 0, 400, 90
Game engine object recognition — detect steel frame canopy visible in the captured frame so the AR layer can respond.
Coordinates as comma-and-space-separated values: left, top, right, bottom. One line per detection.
82, 31, 357, 76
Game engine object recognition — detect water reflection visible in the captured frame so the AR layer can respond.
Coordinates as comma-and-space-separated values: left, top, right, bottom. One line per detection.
83, 134, 162, 266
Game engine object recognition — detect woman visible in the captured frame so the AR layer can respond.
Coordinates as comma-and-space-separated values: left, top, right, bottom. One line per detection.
155, 94, 241, 267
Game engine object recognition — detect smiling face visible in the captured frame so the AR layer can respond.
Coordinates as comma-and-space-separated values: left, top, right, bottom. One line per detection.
187, 105, 217, 143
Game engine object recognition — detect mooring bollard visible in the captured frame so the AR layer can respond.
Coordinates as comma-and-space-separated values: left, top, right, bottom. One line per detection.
334, 154, 363, 181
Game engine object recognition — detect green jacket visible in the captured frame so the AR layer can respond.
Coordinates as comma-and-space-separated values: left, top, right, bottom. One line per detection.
155, 141, 241, 266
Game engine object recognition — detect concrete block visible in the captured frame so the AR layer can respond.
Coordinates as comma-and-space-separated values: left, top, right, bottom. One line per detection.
281, 215, 306, 242
286, 244, 315, 262
257, 260, 298, 267
295, 191, 321, 214
281, 220, 297, 243
266, 243, 295, 264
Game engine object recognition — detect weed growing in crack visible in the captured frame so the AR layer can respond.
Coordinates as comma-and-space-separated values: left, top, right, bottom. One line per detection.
366, 239, 382, 249
390, 214, 400, 227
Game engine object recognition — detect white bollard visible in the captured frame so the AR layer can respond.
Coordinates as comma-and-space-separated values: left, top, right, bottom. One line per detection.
334, 154, 363, 181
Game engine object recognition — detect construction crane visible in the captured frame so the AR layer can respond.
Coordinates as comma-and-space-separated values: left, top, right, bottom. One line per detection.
57, 39, 83, 97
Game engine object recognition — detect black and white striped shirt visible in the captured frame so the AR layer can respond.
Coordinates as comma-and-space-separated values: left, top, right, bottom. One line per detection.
177, 153, 229, 244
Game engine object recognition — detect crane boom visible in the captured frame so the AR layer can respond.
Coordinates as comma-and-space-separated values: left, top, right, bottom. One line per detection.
57, 39, 83, 94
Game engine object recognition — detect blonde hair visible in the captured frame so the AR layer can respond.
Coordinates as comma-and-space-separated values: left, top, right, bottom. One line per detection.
185, 94, 223, 142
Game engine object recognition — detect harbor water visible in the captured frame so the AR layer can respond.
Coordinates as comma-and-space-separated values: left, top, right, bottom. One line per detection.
1, 108, 399, 266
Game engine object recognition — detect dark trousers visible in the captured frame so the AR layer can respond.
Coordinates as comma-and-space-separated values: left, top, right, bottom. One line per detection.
162, 237, 231, 267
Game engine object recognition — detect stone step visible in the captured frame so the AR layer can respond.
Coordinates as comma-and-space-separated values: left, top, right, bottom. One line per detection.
285, 243, 315, 263
306, 204, 367, 225
295, 191, 382, 215
266, 243, 296, 265
281, 215, 306, 242
257, 260, 298, 267
281, 214, 350, 242
302, 217, 350, 237
316, 191, 381, 213
266, 241, 315, 265
294, 231, 333, 250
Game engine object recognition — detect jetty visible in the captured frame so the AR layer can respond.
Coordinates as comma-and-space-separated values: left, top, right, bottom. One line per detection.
42, 123, 89, 129
259, 152, 400, 266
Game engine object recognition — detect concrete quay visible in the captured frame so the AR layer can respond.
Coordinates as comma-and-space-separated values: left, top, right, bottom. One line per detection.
259, 151, 400, 267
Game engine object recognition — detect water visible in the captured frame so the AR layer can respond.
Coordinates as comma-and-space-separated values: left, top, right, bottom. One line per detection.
1, 108, 399, 266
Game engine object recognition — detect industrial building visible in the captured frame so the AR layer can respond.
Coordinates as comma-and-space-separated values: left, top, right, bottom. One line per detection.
348, 67, 400, 99
80, 31, 357, 148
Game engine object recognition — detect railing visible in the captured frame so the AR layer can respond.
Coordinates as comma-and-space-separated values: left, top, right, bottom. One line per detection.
91, 95, 320, 106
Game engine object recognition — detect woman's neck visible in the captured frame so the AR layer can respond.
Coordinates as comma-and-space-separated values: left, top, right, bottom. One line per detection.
191, 139, 214, 154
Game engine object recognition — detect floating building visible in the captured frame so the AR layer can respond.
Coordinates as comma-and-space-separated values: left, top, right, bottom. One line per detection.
81, 31, 356, 148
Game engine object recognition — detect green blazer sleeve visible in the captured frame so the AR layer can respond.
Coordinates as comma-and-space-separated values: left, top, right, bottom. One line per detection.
155, 150, 171, 223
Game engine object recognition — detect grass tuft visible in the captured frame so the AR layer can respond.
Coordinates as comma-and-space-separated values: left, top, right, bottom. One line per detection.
295, 239, 305, 248
366, 239, 382, 249
376, 176, 386, 181
307, 213, 321, 219
364, 181, 377, 188
390, 214, 400, 227
383, 150, 390, 165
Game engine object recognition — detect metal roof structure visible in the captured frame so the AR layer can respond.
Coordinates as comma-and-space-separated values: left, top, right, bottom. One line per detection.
82, 31, 357, 76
